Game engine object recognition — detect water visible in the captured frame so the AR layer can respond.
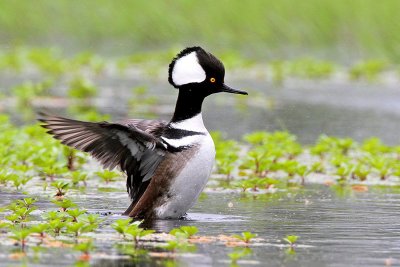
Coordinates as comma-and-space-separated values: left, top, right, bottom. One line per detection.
1, 185, 399, 266
172, 186, 400, 267
3, 73, 400, 145
2, 73, 400, 266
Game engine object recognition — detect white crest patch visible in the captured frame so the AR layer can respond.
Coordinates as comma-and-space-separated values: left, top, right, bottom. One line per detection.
172, 52, 206, 86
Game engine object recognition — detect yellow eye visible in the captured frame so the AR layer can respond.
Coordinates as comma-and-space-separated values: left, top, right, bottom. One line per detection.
210, 77, 216, 83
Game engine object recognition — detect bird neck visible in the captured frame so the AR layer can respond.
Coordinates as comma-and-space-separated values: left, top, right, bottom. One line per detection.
171, 89, 206, 123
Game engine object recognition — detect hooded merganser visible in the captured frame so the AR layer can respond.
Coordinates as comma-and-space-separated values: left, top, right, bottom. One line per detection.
39, 46, 247, 219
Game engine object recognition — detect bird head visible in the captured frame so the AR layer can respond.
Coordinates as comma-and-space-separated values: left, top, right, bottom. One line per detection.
168, 46, 248, 97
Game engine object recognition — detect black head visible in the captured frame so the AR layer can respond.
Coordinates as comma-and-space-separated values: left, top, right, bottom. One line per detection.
168, 46, 248, 96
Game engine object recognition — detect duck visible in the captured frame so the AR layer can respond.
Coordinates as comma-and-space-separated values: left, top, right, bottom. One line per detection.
39, 46, 247, 219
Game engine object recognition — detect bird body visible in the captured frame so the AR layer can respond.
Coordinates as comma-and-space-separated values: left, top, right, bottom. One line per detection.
40, 46, 247, 219
154, 114, 215, 218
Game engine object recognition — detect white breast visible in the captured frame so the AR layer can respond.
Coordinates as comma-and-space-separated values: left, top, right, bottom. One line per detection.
155, 133, 215, 219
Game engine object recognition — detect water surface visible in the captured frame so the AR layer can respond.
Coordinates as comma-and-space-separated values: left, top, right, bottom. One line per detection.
2, 185, 399, 266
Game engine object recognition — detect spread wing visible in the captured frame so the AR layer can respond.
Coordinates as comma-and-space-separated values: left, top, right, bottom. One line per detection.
38, 113, 168, 203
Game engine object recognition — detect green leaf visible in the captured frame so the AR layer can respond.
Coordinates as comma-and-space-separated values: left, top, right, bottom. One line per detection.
283, 235, 299, 245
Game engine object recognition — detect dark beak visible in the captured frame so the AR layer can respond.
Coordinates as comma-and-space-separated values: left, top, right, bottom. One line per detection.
221, 84, 248, 95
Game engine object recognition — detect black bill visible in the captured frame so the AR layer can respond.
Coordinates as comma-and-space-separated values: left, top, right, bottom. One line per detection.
221, 84, 248, 95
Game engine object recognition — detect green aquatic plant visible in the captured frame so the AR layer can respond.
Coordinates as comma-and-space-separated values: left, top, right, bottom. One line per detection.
68, 77, 98, 99
80, 214, 104, 232
219, 50, 255, 69
311, 135, 355, 158
73, 240, 95, 260
349, 59, 388, 81
0, 171, 10, 185
63, 147, 87, 171
111, 219, 154, 244
9, 174, 32, 191
11, 80, 54, 120
4, 213, 20, 225
125, 223, 154, 245
288, 58, 335, 79
111, 218, 131, 239
241, 148, 276, 177
5, 198, 37, 224
52, 199, 77, 212
169, 226, 198, 238
0, 47, 25, 71
66, 221, 95, 238
283, 235, 299, 247
162, 239, 196, 253
26, 47, 66, 75
232, 231, 257, 243
236, 177, 280, 192
16, 198, 37, 209
278, 160, 300, 177
213, 135, 240, 181
67, 106, 111, 122
228, 247, 252, 265
361, 137, 390, 154
51, 181, 70, 197
95, 170, 121, 184
115, 244, 148, 260
48, 218, 66, 236
366, 155, 394, 180
41, 164, 69, 181
69, 171, 89, 187
216, 151, 239, 181
294, 164, 310, 185
352, 164, 370, 181
0, 219, 12, 227
11, 164, 32, 174
310, 161, 325, 173
243, 131, 270, 146
329, 154, 351, 168
67, 208, 87, 222
70, 51, 105, 74
10, 227, 33, 251
335, 164, 354, 184
30, 223, 49, 238
241, 131, 302, 177
42, 210, 66, 221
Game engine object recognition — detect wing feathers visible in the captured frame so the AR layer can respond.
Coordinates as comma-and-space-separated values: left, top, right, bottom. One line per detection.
39, 113, 166, 203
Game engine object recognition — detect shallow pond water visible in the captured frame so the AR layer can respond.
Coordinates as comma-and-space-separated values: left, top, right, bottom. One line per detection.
2, 73, 400, 145
2, 71, 400, 266
1, 185, 399, 266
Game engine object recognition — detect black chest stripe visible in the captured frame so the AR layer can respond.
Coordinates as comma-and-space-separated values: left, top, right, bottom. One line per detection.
163, 127, 205, 139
